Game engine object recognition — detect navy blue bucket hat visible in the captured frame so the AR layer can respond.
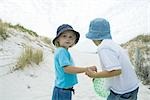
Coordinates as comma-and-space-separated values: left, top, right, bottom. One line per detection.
86, 18, 112, 40
52, 24, 80, 45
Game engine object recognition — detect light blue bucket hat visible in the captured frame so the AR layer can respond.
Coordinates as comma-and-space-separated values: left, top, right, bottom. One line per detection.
86, 18, 112, 40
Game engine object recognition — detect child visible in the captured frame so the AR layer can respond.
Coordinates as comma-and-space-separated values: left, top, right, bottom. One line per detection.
85, 18, 139, 100
52, 24, 96, 100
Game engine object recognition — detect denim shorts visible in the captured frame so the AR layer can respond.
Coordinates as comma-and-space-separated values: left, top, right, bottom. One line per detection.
107, 87, 139, 100
52, 87, 72, 100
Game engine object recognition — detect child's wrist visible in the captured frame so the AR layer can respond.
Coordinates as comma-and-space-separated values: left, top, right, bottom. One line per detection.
85, 67, 88, 71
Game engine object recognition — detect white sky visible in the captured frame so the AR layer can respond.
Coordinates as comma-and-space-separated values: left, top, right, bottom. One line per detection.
0, 0, 150, 43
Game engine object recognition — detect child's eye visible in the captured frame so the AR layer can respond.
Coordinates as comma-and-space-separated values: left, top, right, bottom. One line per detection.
69, 36, 73, 38
62, 35, 66, 37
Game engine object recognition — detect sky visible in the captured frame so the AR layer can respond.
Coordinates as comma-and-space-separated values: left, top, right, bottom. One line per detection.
0, 0, 150, 43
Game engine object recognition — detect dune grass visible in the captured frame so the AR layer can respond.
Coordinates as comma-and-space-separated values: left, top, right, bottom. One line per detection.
0, 20, 9, 40
0, 19, 38, 38
16, 46, 43, 70
122, 34, 150, 85
40, 36, 55, 53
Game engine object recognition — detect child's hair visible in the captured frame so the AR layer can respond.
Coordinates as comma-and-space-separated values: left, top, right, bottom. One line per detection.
52, 24, 80, 46
54, 40, 60, 47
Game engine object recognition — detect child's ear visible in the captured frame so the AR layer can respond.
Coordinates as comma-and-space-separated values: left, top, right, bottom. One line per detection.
55, 41, 60, 47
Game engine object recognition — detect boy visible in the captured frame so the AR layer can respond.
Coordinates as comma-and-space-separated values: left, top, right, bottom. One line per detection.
85, 18, 139, 100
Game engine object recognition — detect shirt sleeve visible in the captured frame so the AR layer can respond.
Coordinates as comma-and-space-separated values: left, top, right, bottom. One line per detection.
58, 49, 72, 67
98, 48, 121, 71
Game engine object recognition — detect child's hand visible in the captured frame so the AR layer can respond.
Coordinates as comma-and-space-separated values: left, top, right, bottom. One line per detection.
85, 68, 97, 78
88, 66, 97, 72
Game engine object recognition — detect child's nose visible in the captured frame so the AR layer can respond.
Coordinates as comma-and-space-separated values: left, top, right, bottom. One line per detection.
66, 37, 71, 40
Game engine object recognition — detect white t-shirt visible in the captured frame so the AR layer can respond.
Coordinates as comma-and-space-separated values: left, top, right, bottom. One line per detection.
97, 39, 139, 94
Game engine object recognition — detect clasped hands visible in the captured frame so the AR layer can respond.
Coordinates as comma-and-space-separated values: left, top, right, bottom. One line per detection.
85, 66, 97, 78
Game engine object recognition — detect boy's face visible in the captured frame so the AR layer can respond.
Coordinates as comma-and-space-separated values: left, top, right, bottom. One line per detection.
92, 40, 102, 46
57, 30, 76, 48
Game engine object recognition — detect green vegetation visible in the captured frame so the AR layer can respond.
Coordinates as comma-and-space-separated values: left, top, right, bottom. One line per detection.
0, 20, 9, 40
16, 46, 43, 70
135, 34, 150, 42
41, 36, 52, 45
40, 36, 55, 53
32, 48, 43, 65
125, 34, 150, 44
122, 34, 150, 85
0, 19, 38, 38
13, 24, 38, 37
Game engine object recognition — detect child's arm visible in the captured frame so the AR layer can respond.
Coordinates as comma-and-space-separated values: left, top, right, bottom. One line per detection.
64, 66, 97, 74
86, 68, 121, 78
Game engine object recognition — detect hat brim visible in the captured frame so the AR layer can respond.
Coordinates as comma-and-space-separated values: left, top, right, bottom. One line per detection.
86, 31, 112, 40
